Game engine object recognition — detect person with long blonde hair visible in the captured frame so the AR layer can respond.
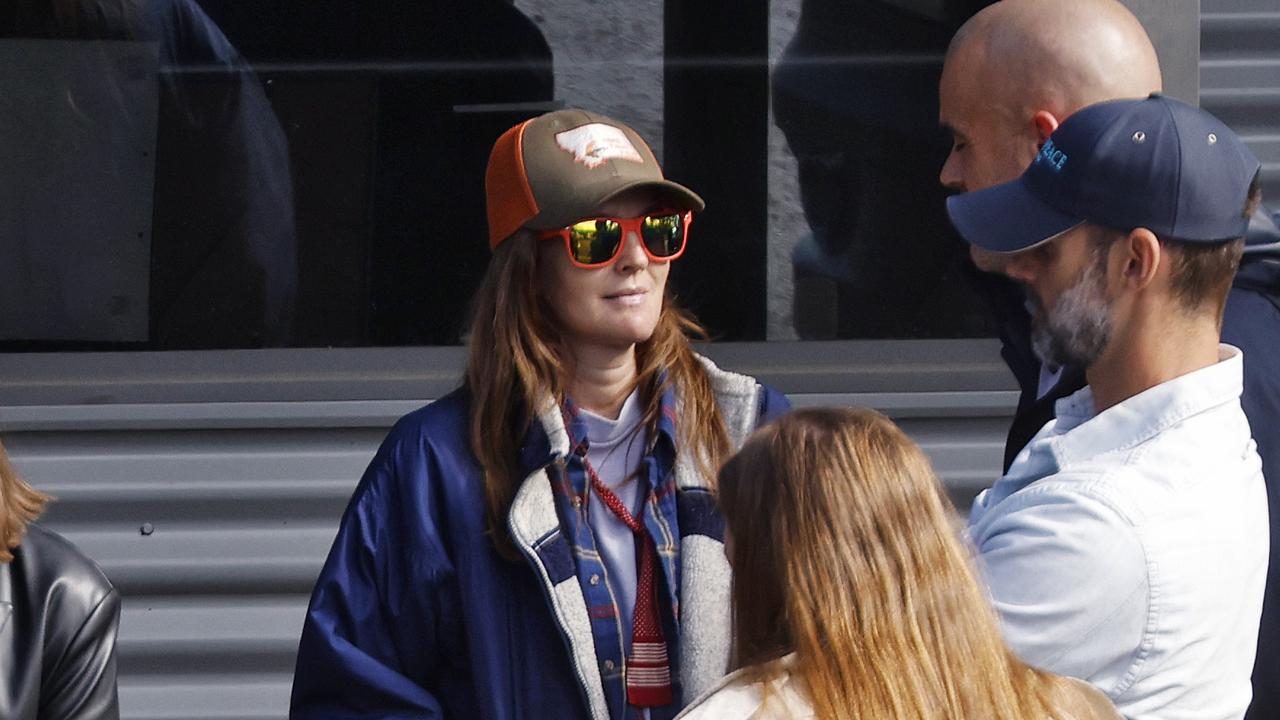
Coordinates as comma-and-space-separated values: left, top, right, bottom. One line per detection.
0, 439, 121, 719
292, 109, 787, 719
678, 408, 1117, 720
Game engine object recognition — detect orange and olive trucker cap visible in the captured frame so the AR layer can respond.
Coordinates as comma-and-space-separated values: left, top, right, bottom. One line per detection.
485, 108, 705, 248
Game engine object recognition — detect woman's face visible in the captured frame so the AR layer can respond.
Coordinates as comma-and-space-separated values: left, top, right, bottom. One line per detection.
537, 190, 672, 355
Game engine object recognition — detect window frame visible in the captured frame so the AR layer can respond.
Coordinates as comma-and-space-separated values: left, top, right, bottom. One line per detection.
0, 339, 1018, 419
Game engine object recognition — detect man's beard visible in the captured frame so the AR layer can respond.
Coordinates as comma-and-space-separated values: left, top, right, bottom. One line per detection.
1029, 249, 1112, 369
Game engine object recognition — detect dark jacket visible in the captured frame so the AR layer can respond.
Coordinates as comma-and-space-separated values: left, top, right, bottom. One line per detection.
290, 358, 789, 719
1234, 213, 1280, 720
987, 209, 1280, 718
1, 523, 121, 720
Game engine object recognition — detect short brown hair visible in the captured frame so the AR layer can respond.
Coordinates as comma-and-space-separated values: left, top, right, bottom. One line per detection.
0, 439, 50, 563
1160, 170, 1259, 319
1159, 236, 1245, 320
1092, 170, 1258, 320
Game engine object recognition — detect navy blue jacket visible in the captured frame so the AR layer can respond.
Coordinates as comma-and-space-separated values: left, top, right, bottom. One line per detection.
290, 358, 788, 719
1233, 214, 1280, 720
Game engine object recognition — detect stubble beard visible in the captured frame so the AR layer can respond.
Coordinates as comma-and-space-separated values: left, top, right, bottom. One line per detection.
1029, 250, 1113, 370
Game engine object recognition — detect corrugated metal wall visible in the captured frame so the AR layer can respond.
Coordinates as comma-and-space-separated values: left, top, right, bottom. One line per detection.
4, 392, 1011, 719
7, 409, 404, 719
1202, 0, 1280, 204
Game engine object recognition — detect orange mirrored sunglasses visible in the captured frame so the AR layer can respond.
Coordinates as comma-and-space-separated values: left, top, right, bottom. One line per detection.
537, 210, 692, 269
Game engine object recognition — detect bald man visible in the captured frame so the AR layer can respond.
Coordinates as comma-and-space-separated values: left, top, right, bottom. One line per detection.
939, 1, 1280, 718
940, 0, 1160, 193
940, 0, 1163, 468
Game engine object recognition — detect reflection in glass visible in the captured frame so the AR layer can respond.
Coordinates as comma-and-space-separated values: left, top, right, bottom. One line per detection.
641, 213, 683, 256
2, 0, 1015, 349
1, 0, 297, 349
770, 0, 998, 339
3, 0, 556, 350
570, 222, 617, 264
201, 0, 556, 347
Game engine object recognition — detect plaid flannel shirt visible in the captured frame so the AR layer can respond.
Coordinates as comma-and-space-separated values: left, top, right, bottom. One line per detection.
552, 386, 683, 720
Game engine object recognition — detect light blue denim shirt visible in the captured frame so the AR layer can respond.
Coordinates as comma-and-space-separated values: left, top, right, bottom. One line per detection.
969, 345, 1268, 720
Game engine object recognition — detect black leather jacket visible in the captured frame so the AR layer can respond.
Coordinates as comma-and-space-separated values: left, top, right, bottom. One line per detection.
1, 523, 120, 719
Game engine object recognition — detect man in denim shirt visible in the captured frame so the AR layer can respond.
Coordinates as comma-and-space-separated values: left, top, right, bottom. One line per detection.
947, 95, 1268, 719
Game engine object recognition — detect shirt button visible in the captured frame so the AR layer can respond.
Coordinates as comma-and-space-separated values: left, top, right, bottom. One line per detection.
571, 496, 582, 509
590, 574, 600, 585
604, 660, 615, 671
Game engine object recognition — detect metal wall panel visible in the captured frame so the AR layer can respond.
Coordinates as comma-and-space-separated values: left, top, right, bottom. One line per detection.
7, 421, 385, 719
1122, 0, 1201, 106
1202, 0, 1280, 204
3, 393, 1012, 719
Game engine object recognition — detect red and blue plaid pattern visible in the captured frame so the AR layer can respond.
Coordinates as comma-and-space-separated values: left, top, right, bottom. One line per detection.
585, 457, 673, 707
553, 386, 682, 720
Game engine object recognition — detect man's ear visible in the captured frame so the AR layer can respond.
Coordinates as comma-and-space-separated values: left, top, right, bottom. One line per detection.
1032, 110, 1060, 147
1118, 228, 1162, 291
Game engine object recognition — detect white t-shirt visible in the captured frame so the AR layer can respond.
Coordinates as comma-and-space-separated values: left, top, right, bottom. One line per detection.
580, 388, 648, 654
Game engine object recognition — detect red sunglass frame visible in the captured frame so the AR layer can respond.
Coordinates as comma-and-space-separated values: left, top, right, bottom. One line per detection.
537, 210, 693, 269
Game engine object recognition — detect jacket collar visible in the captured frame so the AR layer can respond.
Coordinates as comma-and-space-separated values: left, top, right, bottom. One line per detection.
1237, 208, 1280, 302
678, 653, 807, 719
516, 400, 563, 478
1234, 255, 1280, 305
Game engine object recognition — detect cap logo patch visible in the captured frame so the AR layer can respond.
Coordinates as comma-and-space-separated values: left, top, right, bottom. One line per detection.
1035, 138, 1068, 172
555, 123, 644, 169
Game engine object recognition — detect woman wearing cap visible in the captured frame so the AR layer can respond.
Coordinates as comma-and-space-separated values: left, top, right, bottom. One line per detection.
676, 407, 1119, 720
290, 109, 788, 719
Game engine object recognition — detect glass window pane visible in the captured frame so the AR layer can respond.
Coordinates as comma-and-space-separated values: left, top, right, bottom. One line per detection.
2, 0, 1001, 351
767, 0, 998, 340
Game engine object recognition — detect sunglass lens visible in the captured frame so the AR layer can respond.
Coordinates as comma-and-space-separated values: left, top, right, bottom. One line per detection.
640, 213, 685, 258
569, 219, 623, 265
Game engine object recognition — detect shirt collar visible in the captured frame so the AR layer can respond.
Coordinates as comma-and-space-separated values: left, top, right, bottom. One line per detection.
517, 396, 567, 477
653, 379, 679, 464
1044, 344, 1245, 470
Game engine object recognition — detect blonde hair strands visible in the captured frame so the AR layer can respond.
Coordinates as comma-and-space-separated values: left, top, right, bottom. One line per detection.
718, 408, 1070, 719
1, 440, 51, 563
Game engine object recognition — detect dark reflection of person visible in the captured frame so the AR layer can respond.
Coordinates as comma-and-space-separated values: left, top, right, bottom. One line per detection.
772, 0, 993, 339
1, 0, 297, 349
1, 439, 120, 720
198, 0, 556, 345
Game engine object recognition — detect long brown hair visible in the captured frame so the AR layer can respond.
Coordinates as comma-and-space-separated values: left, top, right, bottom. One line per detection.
718, 407, 1067, 718
1, 439, 51, 563
465, 230, 729, 560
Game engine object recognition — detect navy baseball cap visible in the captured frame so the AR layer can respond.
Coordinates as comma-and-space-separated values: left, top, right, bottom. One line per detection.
947, 94, 1261, 253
